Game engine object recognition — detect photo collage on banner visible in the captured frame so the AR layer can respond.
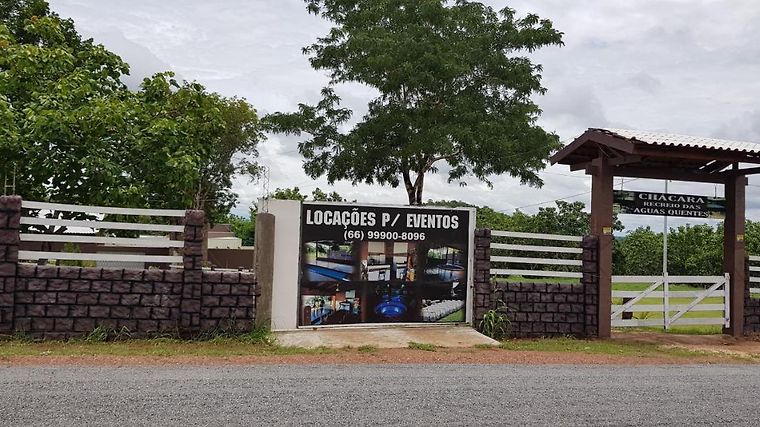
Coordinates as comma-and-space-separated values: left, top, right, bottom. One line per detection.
299, 203, 471, 326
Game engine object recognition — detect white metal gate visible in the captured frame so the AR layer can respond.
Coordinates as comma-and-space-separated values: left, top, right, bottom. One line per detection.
611, 274, 730, 328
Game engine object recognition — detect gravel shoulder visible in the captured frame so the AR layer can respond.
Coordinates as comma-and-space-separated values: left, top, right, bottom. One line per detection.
3, 364, 760, 426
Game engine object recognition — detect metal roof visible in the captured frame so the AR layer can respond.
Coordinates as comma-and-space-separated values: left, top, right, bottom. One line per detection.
597, 128, 760, 154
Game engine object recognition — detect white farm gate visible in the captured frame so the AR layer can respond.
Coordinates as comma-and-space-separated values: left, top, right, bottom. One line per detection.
611, 275, 730, 329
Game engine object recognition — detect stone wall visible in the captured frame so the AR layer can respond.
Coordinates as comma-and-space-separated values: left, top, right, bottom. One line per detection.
0, 196, 20, 334
0, 195, 255, 338
493, 282, 589, 337
473, 230, 599, 338
12, 265, 254, 339
472, 228, 492, 327
744, 258, 760, 334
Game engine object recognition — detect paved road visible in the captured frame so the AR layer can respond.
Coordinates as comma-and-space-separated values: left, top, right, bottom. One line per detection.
2, 364, 759, 426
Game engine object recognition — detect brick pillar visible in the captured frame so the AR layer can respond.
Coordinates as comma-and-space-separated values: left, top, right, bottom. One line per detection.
0, 195, 21, 333
581, 235, 600, 337
180, 210, 205, 332
473, 228, 492, 327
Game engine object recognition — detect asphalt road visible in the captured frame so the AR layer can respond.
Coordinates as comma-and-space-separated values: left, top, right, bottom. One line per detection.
1, 364, 759, 426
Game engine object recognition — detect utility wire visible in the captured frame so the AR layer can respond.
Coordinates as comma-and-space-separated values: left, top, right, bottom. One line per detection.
509, 178, 641, 211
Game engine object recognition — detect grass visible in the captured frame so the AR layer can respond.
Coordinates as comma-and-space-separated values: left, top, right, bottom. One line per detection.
0, 339, 336, 357
407, 342, 437, 352
357, 345, 378, 354
438, 309, 465, 323
615, 325, 723, 335
0, 329, 337, 358
498, 336, 710, 358
612, 282, 725, 323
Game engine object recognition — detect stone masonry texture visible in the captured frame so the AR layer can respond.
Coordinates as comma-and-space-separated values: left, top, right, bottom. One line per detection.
473, 228, 599, 338
744, 256, 760, 334
0, 196, 256, 339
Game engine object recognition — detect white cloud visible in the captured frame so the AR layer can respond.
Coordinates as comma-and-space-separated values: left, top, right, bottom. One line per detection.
48, 0, 760, 230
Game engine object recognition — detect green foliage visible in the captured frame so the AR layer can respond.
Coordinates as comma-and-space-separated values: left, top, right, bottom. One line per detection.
666, 224, 722, 276
270, 187, 308, 201
221, 187, 347, 243
357, 344, 378, 354
267, 0, 563, 204
1, 1, 263, 223
407, 342, 437, 352
268, 186, 346, 202
427, 199, 622, 235
615, 227, 662, 275
311, 187, 345, 202
57, 242, 94, 267
427, 198, 751, 277
745, 220, 760, 256
479, 309, 509, 339
131, 74, 264, 220
84, 325, 132, 342
227, 207, 256, 246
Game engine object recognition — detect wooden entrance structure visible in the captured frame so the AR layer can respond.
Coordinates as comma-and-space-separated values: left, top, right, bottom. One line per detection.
551, 128, 760, 337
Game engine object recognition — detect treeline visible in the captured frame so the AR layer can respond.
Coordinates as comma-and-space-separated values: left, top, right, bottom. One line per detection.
427, 199, 760, 276
229, 192, 757, 277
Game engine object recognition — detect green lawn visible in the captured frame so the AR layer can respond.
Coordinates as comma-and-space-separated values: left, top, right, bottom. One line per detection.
438, 308, 465, 323
611, 282, 725, 320
0, 337, 336, 357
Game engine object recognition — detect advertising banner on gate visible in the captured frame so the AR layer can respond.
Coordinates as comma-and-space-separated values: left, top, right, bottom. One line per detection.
613, 190, 726, 219
299, 203, 472, 326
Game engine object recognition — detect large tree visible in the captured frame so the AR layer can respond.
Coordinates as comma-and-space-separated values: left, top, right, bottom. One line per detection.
130, 74, 263, 222
0, 1, 263, 224
266, 0, 563, 205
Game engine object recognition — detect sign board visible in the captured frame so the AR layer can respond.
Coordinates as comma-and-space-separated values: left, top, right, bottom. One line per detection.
613, 190, 725, 219
299, 203, 471, 326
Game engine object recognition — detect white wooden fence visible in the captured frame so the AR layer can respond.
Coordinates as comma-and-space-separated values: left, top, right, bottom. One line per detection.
749, 255, 760, 297
490, 231, 583, 279
611, 275, 729, 328
19, 201, 185, 266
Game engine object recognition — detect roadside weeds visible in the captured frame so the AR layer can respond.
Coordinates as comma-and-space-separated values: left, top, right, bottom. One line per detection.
2, 332, 759, 366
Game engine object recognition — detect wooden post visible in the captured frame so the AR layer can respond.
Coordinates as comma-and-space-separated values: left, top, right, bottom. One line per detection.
590, 155, 614, 338
723, 174, 745, 337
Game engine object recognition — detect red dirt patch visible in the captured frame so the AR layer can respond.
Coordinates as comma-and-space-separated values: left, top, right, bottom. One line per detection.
0, 346, 750, 367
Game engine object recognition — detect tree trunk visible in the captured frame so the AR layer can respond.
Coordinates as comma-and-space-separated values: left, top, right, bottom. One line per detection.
402, 165, 427, 206
402, 168, 416, 205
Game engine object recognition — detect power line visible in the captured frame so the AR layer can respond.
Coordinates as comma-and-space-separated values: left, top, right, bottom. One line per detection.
509, 178, 641, 211
509, 190, 592, 211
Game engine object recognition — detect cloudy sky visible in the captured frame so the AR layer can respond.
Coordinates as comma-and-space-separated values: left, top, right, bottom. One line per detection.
49, 0, 760, 231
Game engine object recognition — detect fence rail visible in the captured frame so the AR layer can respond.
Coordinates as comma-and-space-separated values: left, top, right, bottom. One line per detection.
749, 256, 760, 292
18, 200, 186, 266
490, 230, 583, 279
21, 201, 186, 217
611, 274, 729, 329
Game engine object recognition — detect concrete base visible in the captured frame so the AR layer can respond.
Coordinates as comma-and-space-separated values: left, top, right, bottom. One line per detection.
274, 324, 499, 348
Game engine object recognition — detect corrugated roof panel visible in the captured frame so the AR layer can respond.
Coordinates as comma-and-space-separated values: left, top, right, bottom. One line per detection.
597, 128, 760, 154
